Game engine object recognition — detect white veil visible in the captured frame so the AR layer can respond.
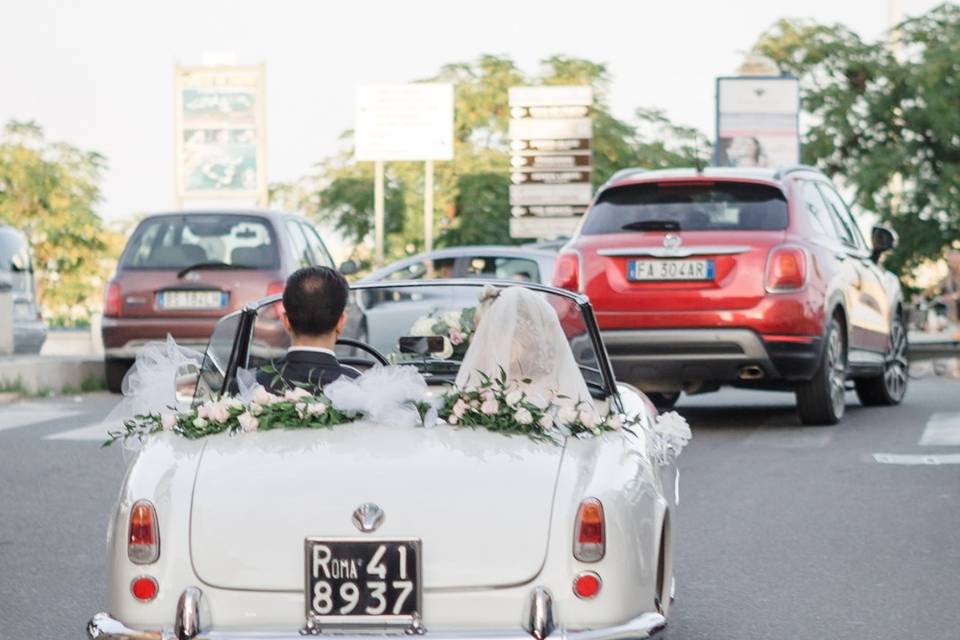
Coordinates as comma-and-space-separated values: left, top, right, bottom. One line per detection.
455, 286, 593, 408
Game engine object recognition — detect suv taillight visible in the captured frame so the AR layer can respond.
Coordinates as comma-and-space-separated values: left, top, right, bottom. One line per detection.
552, 251, 581, 292
765, 246, 807, 292
104, 281, 121, 317
573, 498, 605, 562
128, 500, 159, 564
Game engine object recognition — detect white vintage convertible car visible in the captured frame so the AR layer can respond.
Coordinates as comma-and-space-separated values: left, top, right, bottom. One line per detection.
89, 281, 676, 640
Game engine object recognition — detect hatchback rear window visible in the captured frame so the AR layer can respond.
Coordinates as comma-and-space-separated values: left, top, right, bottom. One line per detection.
122, 215, 278, 270
580, 182, 788, 234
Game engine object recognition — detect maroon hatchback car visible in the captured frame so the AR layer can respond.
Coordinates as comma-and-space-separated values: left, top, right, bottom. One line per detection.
102, 210, 346, 392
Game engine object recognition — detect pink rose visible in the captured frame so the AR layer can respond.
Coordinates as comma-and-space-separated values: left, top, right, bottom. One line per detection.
449, 329, 464, 346
481, 398, 499, 415
452, 399, 468, 418
160, 412, 177, 431
237, 412, 259, 432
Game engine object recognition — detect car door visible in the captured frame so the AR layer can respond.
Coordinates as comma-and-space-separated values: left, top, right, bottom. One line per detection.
816, 183, 888, 356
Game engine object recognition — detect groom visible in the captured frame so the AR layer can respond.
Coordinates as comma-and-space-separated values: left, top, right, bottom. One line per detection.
256, 266, 359, 393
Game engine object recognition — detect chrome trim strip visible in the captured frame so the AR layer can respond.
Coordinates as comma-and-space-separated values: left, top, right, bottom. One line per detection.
525, 587, 555, 640
597, 246, 751, 258
175, 587, 202, 640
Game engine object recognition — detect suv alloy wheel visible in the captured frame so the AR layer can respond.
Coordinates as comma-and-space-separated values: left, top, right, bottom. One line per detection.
854, 313, 909, 406
796, 317, 847, 425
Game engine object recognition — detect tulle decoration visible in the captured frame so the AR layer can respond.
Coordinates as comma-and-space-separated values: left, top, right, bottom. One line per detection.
650, 410, 692, 465
324, 365, 431, 428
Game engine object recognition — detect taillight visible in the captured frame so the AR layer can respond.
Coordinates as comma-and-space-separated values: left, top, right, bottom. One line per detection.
573, 571, 602, 599
765, 246, 807, 292
104, 281, 121, 317
573, 498, 605, 562
267, 280, 285, 318
128, 500, 159, 564
552, 251, 581, 292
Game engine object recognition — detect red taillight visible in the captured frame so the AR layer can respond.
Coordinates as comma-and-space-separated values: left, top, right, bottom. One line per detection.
267, 280, 285, 318
128, 500, 159, 564
130, 575, 158, 602
104, 281, 121, 317
573, 498, 605, 562
766, 246, 807, 292
552, 251, 581, 292
573, 572, 602, 599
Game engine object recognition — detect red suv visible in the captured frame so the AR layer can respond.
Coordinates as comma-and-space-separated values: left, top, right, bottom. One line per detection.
553, 166, 907, 425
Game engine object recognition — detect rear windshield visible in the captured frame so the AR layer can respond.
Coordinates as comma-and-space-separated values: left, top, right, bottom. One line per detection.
581, 182, 788, 234
121, 215, 278, 270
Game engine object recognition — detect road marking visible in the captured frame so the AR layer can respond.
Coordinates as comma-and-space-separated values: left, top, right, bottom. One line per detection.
744, 427, 833, 449
873, 453, 960, 465
44, 420, 111, 442
918, 412, 960, 446
0, 404, 82, 432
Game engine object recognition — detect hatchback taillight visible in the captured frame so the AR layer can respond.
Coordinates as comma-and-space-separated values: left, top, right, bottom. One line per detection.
765, 246, 807, 292
552, 251, 581, 292
573, 498, 605, 562
128, 500, 159, 564
104, 281, 121, 317
267, 280, 285, 318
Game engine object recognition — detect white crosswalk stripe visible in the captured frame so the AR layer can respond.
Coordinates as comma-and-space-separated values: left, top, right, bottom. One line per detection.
918, 412, 960, 446
0, 403, 82, 432
744, 427, 834, 449
873, 453, 960, 465
44, 421, 111, 442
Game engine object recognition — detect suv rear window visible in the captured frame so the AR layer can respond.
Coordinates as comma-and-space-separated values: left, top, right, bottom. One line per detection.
122, 215, 278, 270
581, 182, 788, 234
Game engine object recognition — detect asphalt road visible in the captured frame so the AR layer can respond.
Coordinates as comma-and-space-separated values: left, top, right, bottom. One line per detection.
1, 378, 958, 639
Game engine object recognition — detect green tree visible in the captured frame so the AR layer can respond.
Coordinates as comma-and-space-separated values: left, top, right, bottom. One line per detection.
753, 4, 960, 275
0, 120, 109, 323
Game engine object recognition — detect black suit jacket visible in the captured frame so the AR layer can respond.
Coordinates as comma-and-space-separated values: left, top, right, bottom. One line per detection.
255, 349, 359, 394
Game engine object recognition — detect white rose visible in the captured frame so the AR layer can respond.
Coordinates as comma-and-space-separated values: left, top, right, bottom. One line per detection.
252, 385, 277, 405
452, 399, 468, 418
237, 411, 259, 432
505, 390, 523, 406
538, 413, 554, 431
285, 387, 311, 401
249, 402, 263, 416
441, 310, 462, 330
295, 401, 307, 417
606, 413, 622, 430
225, 397, 243, 410
193, 416, 207, 429
480, 398, 499, 415
307, 402, 328, 415
514, 407, 533, 425
160, 412, 177, 431
447, 413, 459, 425
409, 317, 437, 337
208, 400, 231, 424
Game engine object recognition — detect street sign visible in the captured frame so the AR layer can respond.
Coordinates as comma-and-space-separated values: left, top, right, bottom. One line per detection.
508, 85, 593, 239
174, 65, 267, 207
714, 76, 800, 168
355, 84, 454, 161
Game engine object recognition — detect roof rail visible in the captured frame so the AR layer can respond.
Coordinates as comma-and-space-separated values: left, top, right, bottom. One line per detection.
773, 165, 825, 179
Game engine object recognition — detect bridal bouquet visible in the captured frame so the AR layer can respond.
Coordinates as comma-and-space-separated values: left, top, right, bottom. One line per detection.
437, 367, 628, 442
408, 307, 477, 360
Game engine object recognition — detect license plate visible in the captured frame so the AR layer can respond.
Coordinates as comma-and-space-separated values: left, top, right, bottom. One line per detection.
628, 259, 714, 281
157, 290, 226, 310
304, 538, 422, 628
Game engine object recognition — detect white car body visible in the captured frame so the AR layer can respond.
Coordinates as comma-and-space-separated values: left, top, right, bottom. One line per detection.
90, 282, 674, 640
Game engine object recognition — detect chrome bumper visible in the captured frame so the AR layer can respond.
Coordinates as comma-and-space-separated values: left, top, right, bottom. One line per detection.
88, 586, 666, 640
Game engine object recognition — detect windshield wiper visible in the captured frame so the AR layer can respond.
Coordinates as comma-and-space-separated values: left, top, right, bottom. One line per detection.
177, 262, 254, 279
621, 220, 681, 232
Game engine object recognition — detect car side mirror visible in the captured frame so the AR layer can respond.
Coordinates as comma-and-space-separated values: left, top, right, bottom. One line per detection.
339, 259, 358, 276
870, 225, 897, 263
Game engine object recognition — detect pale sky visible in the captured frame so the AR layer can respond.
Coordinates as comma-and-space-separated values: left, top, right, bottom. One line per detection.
2, 0, 943, 221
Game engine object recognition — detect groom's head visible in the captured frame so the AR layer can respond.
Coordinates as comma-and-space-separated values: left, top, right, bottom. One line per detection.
282, 266, 349, 340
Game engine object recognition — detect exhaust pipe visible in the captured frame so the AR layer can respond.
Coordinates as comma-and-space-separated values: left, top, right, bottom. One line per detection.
738, 365, 765, 380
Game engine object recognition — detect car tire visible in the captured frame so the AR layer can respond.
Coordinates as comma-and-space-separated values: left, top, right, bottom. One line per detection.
105, 358, 132, 394
855, 312, 909, 406
647, 392, 680, 411
796, 317, 846, 426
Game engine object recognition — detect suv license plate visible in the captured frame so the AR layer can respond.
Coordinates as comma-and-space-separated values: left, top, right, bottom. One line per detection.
304, 538, 422, 628
628, 259, 714, 281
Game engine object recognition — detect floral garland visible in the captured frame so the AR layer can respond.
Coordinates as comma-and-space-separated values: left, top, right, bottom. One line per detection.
103, 386, 358, 447
437, 368, 629, 442
408, 307, 477, 360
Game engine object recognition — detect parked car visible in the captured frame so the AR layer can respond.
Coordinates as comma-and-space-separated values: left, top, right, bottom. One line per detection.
102, 210, 344, 392
0, 225, 47, 353
553, 166, 907, 425
88, 281, 674, 640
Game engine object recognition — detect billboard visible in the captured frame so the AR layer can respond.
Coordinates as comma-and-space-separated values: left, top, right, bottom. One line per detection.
355, 84, 454, 161
715, 76, 800, 168
174, 65, 267, 206
508, 85, 593, 239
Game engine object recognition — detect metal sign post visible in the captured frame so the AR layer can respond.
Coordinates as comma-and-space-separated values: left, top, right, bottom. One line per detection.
355, 84, 453, 266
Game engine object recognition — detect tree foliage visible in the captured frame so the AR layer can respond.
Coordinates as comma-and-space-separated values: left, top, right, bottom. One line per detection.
273, 55, 709, 266
0, 120, 111, 323
753, 4, 960, 275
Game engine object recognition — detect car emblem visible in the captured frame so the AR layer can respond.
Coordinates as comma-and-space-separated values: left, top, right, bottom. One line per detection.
184, 271, 201, 282
352, 503, 384, 533
663, 233, 682, 250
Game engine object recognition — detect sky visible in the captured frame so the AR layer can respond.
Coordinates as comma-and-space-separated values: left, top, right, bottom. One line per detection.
1, 0, 944, 222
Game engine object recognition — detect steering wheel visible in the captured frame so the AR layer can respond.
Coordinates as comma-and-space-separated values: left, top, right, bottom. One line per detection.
336, 337, 389, 368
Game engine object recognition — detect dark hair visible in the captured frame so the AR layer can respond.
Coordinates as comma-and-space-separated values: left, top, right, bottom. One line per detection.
282, 266, 349, 336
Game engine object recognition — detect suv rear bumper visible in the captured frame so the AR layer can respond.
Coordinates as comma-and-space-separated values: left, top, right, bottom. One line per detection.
601, 329, 823, 390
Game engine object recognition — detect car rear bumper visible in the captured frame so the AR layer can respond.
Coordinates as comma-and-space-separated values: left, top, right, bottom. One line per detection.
601, 328, 823, 390
102, 317, 219, 359
14, 319, 47, 354
88, 586, 666, 640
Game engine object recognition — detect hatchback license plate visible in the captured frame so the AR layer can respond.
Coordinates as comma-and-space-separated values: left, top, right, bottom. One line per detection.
628, 259, 714, 281
157, 290, 225, 310
304, 538, 422, 628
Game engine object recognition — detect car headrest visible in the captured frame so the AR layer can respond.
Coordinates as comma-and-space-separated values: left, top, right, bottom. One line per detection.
231, 245, 274, 268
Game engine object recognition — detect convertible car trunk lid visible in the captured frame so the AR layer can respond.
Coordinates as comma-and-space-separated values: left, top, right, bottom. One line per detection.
189, 424, 564, 591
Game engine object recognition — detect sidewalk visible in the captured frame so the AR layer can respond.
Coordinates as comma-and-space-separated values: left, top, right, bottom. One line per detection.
0, 355, 104, 397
